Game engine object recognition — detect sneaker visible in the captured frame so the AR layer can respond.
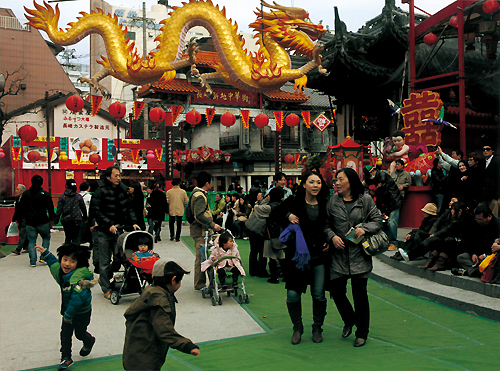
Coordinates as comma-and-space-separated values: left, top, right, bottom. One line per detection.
30, 264, 36, 267
451, 268, 468, 276
11, 250, 20, 255
39, 259, 46, 264
79, 336, 95, 357
104, 291, 111, 300
390, 251, 403, 261
388, 243, 398, 251
58, 358, 74, 370
398, 248, 410, 262
243, 237, 249, 240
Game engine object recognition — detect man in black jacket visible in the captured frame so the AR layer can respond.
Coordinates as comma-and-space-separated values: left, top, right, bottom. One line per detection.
480, 144, 500, 217
11, 184, 29, 255
364, 166, 403, 250
453, 205, 500, 277
90, 166, 140, 299
17, 175, 57, 267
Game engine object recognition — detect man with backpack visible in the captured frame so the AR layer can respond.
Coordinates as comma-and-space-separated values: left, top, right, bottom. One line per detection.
187, 171, 221, 290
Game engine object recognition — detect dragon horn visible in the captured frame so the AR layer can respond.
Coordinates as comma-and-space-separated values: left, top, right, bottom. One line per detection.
261, 1, 308, 19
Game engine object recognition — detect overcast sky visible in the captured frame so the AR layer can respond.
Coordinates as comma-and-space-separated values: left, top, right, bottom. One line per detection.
9, 0, 456, 64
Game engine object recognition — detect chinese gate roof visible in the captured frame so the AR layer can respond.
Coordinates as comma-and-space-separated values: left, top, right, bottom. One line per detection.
329, 136, 363, 149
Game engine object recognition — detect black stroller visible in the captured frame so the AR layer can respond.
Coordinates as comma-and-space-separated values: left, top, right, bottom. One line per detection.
109, 230, 157, 305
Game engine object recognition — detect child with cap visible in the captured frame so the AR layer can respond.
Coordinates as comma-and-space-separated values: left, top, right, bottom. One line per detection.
122, 259, 200, 370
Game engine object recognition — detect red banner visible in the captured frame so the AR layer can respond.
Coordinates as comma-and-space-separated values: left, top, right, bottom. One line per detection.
170, 105, 183, 123
205, 108, 216, 127
91, 96, 103, 117
133, 101, 146, 120
240, 110, 250, 129
155, 148, 163, 162
301, 111, 311, 128
274, 111, 283, 131
131, 149, 139, 163
75, 150, 83, 164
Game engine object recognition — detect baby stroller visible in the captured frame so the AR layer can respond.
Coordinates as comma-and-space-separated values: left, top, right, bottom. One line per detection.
200, 230, 250, 306
109, 230, 157, 305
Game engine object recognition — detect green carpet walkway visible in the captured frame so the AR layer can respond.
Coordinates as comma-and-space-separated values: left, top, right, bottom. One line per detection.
26, 237, 499, 371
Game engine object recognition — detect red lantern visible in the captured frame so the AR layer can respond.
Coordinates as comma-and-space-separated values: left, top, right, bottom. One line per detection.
0, 149, 4, 159
186, 110, 201, 127
483, 0, 499, 15
284, 154, 294, 164
109, 102, 126, 118
423, 33, 438, 46
65, 95, 84, 113
254, 113, 269, 128
149, 107, 166, 123
89, 153, 101, 164
18, 125, 38, 142
449, 16, 459, 28
285, 113, 300, 127
220, 112, 236, 128
27, 150, 41, 162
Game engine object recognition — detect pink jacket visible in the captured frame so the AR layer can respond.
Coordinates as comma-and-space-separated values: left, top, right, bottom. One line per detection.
201, 241, 246, 276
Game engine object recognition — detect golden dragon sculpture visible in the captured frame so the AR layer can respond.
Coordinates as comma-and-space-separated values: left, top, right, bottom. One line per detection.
25, 0, 328, 98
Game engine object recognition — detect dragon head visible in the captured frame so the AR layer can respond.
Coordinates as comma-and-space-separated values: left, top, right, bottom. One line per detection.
250, 1, 326, 59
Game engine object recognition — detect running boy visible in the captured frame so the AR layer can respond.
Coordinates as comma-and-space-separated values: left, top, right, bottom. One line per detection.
35, 244, 96, 370
122, 259, 200, 370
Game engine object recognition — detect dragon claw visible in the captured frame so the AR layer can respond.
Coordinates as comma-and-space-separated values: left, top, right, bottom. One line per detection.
79, 77, 111, 99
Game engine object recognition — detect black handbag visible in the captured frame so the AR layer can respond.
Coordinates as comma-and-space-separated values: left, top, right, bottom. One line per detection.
355, 206, 389, 256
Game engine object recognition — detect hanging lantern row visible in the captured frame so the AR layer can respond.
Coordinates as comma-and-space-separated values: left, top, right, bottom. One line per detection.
66, 95, 84, 113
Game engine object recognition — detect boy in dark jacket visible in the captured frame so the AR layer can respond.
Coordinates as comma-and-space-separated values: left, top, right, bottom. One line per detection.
35, 244, 96, 370
123, 259, 200, 370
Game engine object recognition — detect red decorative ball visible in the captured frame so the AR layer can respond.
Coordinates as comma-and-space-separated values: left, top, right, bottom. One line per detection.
220, 112, 236, 128
89, 153, 101, 164
186, 110, 202, 126
109, 102, 126, 118
27, 150, 41, 162
449, 16, 459, 28
284, 154, 294, 164
254, 113, 269, 128
423, 33, 438, 46
149, 107, 166, 123
483, 0, 499, 15
285, 113, 300, 127
65, 95, 84, 113
18, 125, 38, 142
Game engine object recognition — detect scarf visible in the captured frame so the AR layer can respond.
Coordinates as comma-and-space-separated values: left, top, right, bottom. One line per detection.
279, 223, 310, 270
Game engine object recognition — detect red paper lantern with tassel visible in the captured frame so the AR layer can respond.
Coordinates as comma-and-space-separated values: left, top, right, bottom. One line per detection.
18, 125, 38, 142
449, 16, 459, 28
483, 0, 499, 15
254, 113, 269, 128
285, 113, 300, 127
186, 110, 202, 127
65, 95, 84, 113
220, 112, 236, 128
109, 102, 127, 118
423, 33, 438, 46
149, 107, 166, 123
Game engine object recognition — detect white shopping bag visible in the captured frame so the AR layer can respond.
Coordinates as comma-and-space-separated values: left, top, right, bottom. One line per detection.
6, 222, 19, 237
222, 212, 228, 230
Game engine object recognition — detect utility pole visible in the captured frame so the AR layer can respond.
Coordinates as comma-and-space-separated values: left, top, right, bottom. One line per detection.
45, 91, 52, 196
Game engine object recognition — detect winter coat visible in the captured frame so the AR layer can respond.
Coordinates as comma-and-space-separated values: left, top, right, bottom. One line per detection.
122, 285, 198, 371
431, 167, 447, 194
390, 169, 412, 197
166, 186, 188, 216
57, 189, 87, 222
41, 249, 94, 322
246, 199, 271, 236
429, 209, 453, 235
418, 214, 438, 233
200, 240, 246, 275
211, 199, 226, 218
90, 179, 138, 232
271, 194, 327, 292
79, 191, 92, 215
461, 216, 500, 257
17, 185, 57, 226
147, 189, 167, 221
233, 201, 251, 222
482, 155, 500, 201
365, 170, 403, 214
325, 193, 383, 276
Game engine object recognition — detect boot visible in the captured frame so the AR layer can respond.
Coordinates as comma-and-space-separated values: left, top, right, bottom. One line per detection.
427, 253, 448, 271
286, 300, 303, 345
420, 250, 438, 269
312, 299, 327, 343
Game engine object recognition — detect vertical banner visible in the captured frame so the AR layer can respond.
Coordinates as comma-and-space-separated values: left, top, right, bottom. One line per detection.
205, 108, 216, 127
165, 111, 174, 180
275, 131, 282, 174
171, 105, 183, 124
133, 101, 146, 120
301, 111, 311, 128
240, 110, 250, 129
91, 95, 103, 117
273, 111, 283, 131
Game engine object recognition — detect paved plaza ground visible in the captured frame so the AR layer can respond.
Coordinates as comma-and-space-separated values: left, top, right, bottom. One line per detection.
1, 225, 499, 371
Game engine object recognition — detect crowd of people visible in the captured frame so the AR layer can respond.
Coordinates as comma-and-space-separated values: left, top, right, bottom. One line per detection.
7, 141, 500, 369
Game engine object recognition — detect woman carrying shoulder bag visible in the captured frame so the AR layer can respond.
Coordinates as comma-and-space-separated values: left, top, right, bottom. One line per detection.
325, 168, 383, 348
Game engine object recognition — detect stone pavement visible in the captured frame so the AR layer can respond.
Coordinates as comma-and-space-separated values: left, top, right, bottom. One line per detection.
0, 225, 264, 371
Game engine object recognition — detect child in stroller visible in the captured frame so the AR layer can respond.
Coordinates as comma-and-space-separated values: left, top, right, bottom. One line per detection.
201, 231, 249, 305
109, 231, 159, 305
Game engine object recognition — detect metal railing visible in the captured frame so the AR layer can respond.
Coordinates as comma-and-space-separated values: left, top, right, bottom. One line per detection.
0, 16, 31, 31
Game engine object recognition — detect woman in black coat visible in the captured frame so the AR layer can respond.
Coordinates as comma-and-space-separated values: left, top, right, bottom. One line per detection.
271, 170, 329, 345
129, 181, 146, 231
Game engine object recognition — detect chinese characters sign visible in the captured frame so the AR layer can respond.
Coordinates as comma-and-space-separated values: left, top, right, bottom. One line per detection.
400, 91, 443, 147
313, 113, 331, 132
193, 87, 258, 107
